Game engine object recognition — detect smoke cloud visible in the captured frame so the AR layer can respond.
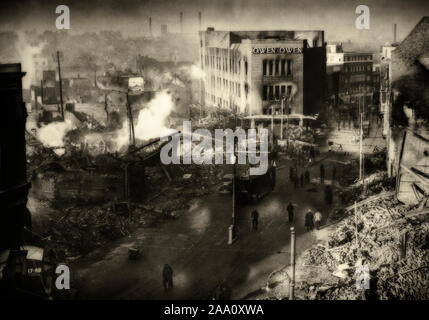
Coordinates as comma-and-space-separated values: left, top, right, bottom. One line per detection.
134, 90, 176, 141
113, 90, 176, 150
15, 32, 46, 89
37, 118, 76, 148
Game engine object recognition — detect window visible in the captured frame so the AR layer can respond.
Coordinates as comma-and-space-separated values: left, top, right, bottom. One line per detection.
263, 86, 268, 100
275, 59, 279, 75
281, 85, 286, 97
269, 60, 273, 75
287, 85, 292, 96
245, 61, 248, 76
281, 59, 286, 75
287, 60, 292, 76
263, 60, 267, 76
275, 86, 280, 99
269, 86, 274, 100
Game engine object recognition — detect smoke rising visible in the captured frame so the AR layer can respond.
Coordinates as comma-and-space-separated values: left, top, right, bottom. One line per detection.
113, 90, 176, 150
15, 32, 46, 89
134, 90, 176, 141
37, 118, 76, 148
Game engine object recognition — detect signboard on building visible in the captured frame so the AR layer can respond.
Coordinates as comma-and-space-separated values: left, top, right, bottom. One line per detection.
252, 47, 303, 54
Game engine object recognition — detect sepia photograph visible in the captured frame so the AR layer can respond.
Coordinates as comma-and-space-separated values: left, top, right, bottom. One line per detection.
0, 0, 428, 306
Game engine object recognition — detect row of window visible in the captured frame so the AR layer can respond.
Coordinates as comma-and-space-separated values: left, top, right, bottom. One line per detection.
206, 93, 240, 110
209, 76, 242, 98
203, 51, 248, 75
344, 55, 372, 62
342, 75, 372, 83
262, 59, 292, 77
340, 85, 373, 93
262, 85, 293, 101
344, 64, 372, 72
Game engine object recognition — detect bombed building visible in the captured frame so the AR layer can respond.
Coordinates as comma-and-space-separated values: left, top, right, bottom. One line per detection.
382, 17, 429, 204
199, 29, 326, 116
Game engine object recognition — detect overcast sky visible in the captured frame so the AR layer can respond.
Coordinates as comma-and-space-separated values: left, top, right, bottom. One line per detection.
1, 0, 428, 43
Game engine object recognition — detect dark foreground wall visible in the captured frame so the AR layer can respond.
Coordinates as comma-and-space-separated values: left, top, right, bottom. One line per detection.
0, 64, 32, 251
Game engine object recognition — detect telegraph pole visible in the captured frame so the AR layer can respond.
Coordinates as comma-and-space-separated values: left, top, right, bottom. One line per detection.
56, 51, 64, 120
280, 97, 284, 140
126, 91, 136, 148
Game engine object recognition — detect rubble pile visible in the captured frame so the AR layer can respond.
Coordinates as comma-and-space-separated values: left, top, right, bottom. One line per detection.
298, 193, 429, 299
338, 173, 396, 206
287, 125, 315, 144
46, 204, 139, 259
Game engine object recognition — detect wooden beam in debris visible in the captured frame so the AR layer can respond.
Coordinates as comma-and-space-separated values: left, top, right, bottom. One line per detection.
400, 164, 429, 189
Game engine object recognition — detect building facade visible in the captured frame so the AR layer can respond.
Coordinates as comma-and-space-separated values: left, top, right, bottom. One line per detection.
381, 17, 429, 179
326, 44, 375, 111
199, 29, 326, 116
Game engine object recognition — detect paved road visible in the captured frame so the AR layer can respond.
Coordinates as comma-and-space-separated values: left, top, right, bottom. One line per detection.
72, 156, 340, 299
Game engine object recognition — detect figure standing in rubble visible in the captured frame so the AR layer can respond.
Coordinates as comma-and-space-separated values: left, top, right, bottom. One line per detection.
287, 202, 294, 223
163, 264, 174, 291
251, 209, 259, 231
305, 209, 314, 231
314, 210, 322, 230
320, 164, 325, 184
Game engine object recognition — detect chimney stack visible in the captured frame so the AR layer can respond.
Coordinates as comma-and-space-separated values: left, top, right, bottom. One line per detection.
180, 12, 183, 33
198, 12, 202, 31
149, 17, 152, 37
393, 23, 397, 43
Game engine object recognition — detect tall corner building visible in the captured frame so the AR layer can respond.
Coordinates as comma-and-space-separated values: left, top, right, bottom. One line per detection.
198, 29, 326, 116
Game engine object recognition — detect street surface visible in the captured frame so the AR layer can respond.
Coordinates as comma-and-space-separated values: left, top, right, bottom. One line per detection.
72, 154, 344, 299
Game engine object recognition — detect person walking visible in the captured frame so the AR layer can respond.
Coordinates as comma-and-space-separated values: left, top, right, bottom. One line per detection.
314, 211, 322, 230
305, 209, 314, 231
163, 264, 174, 291
287, 202, 294, 223
251, 209, 259, 231
320, 164, 325, 184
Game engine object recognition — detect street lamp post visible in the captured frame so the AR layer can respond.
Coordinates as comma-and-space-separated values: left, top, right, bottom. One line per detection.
289, 226, 296, 300
280, 97, 284, 140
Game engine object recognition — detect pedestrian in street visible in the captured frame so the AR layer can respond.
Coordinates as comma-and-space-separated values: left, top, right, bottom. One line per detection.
300, 173, 304, 188
305, 209, 314, 231
314, 211, 322, 230
163, 264, 174, 291
287, 202, 294, 223
251, 209, 259, 231
320, 164, 325, 184
305, 169, 310, 184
